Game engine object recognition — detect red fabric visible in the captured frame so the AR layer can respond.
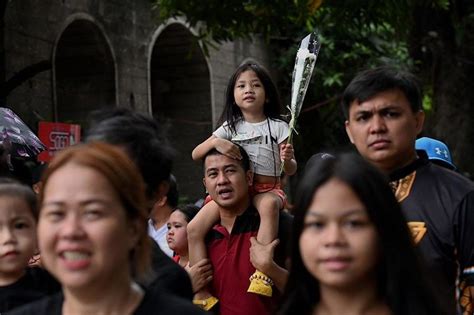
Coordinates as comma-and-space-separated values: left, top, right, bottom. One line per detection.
207, 207, 279, 315
172, 255, 180, 264
250, 183, 286, 207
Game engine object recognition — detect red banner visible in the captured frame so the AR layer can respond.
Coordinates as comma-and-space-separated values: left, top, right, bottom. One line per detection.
37, 122, 81, 162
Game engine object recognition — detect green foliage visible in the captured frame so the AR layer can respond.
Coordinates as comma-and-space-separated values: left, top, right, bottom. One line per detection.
422, 89, 433, 113
153, 0, 452, 167
154, 0, 318, 45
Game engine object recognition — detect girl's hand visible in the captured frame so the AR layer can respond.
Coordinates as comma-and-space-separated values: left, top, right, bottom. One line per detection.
185, 259, 213, 293
214, 138, 242, 160
280, 143, 294, 162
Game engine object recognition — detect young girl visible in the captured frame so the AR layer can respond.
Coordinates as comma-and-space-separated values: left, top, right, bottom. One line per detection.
189, 62, 296, 307
278, 153, 444, 315
0, 178, 59, 313
166, 205, 213, 295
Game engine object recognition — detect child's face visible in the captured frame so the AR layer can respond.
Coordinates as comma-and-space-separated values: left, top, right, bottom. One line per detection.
233, 70, 266, 117
299, 178, 379, 290
166, 211, 189, 255
0, 196, 37, 284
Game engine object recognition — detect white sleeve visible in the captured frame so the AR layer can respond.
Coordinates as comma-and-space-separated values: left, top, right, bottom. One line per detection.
212, 122, 232, 139
276, 120, 290, 144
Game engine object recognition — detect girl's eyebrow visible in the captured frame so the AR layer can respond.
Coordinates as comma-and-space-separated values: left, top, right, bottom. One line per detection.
306, 208, 366, 218
236, 79, 261, 83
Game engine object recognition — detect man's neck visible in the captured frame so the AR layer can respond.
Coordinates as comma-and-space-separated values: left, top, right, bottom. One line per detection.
218, 200, 250, 234
376, 152, 418, 175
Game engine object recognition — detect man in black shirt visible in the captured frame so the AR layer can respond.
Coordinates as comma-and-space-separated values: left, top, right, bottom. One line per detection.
86, 108, 193, 300
342, 66, 474, 314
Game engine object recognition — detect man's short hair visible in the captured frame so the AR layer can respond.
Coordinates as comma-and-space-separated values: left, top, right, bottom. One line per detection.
341, 66, 423, 119
86, 108, 175, 200
203, 145, 251, 173
167, 174, 179, 209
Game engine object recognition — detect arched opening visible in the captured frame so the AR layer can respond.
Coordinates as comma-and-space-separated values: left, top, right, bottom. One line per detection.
54, 19, 115, 128
150, 23, 212, 202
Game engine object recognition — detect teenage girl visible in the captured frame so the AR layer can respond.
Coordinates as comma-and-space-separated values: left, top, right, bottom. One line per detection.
278, 153, 445, 315
189, 62, 296, 307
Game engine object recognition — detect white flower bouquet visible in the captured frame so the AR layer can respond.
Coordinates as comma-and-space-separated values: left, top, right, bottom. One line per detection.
281, 33, 321, 173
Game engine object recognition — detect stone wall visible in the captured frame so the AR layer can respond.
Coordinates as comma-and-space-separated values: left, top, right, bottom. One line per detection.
4, 0, 270, 201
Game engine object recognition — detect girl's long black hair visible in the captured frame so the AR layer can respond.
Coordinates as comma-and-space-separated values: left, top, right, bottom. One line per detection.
278, 152, 445, 315
219, 62, 283, 134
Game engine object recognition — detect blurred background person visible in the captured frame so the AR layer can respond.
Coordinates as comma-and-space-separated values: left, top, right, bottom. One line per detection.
279, 153, 445, 315
149, 174, 178, 257
0, 178, 59, 312
415, 137, 456, 170
86, 108, 193, 299
166, 204, 213, 295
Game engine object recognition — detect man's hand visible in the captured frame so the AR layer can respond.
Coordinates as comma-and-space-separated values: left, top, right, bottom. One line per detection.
214, 138, 242, 160
249, 237, 279, 273
185, 258, 213, 293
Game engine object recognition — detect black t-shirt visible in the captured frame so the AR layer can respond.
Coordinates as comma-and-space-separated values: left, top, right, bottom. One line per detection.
389, 153, 474, 313
0, 267, 60, 313
139, 237, 193, 300
6, 288, 206, 315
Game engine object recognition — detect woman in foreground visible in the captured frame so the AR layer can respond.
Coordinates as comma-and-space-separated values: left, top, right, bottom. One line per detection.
9, 142, 203, 315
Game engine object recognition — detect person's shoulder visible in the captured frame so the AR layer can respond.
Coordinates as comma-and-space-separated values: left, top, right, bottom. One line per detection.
146, 240, 193, 300
135, 289, 206, 315
6, 292, 63, 315
26, 267, 60, 290
25, 266, 48, 278
268, 117, 289, 127
422, 162, 474, 191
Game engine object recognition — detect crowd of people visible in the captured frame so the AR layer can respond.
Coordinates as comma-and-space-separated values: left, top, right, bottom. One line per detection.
0, 62, 473, 315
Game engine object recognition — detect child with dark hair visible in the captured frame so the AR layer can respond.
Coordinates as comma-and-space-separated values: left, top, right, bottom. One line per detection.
0, 178, 59, 313
166, 205, 213, 295
190, 62, 297, 307
279, 153, 445, 315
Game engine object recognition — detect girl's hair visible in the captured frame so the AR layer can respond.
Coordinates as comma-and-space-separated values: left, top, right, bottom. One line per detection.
174, 204, 200, 223
279, 152, 443, 315
219, 62, 283, 133
0, 177, 38, 220
39, 142, 151, 277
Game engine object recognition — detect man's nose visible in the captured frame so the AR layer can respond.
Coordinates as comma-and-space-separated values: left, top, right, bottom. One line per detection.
369, 115, 387, 133
216, 172, 230, 184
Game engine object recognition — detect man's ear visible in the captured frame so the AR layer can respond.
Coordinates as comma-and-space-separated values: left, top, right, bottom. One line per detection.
345, 120, 355, 144
246, 170, 254, 186
152, 181, 170, 206
414, 110, 425, 135
202, 177, 207, 192
156, 195, 168, 207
